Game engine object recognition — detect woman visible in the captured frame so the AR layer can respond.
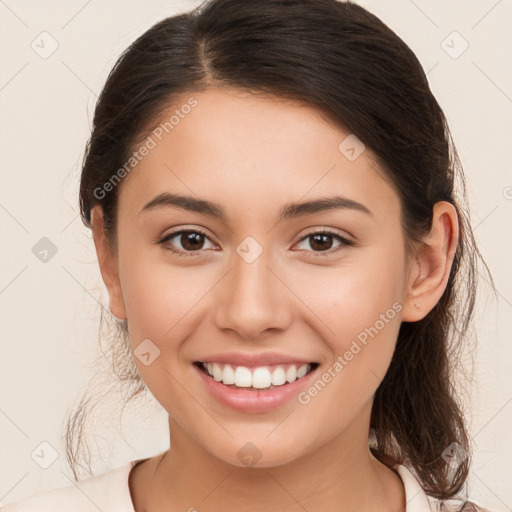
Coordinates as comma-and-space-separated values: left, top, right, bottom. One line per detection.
2, 0, 496, 510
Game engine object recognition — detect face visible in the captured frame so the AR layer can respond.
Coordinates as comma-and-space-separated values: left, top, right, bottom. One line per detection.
96, 87, 416, 468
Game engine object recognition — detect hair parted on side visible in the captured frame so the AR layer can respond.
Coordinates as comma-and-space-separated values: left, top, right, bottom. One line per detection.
68, 0, 496, 509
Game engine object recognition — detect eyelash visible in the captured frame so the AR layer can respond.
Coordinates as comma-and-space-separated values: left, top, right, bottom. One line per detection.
157, 228, 354, 258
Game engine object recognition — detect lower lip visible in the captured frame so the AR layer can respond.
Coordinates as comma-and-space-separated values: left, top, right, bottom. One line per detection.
193, 363, 318, 413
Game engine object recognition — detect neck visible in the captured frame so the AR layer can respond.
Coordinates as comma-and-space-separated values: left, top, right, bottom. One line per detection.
137, 407, 405, 512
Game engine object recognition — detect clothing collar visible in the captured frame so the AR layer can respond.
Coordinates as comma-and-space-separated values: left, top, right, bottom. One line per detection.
394, 464, 436, 511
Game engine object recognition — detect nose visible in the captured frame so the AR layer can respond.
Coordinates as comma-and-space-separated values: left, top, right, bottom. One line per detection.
213, 242, 292, 340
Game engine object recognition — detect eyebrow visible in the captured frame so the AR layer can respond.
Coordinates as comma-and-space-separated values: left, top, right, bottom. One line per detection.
139, 192, 373, 221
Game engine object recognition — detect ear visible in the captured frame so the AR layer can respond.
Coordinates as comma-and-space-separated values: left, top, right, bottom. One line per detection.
402, 201, 459, 322
90, 205, 127, 320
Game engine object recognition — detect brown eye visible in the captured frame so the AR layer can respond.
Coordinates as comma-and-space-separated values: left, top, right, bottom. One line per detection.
158, 229, 216, 255
295, 229, 354, 255
180, 231, 206, 251
309, 233, 335, 251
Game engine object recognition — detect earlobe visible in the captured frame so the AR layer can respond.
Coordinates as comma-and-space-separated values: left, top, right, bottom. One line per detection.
90, 206, 127, 320
402, 201, 459, 322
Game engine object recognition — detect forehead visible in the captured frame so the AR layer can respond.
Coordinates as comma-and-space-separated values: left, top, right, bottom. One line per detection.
118, 87, 400, 223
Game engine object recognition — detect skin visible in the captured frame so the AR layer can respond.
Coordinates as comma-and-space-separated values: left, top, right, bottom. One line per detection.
91, 87, 459, 512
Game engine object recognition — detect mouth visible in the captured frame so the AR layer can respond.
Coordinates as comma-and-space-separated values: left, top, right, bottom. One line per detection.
193, 361, 320, 391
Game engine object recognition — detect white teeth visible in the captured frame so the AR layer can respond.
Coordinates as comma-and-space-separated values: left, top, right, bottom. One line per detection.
202, 362, 313, 389
222, 364, 235, 385
271, 366, 286, 386
285, 365, 297, 383
252, 367, 272, 389
212, 363, 223, 382
297, 364, 308, 379
234, 366, 253, 387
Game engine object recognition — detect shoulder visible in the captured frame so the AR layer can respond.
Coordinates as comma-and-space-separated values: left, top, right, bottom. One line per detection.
394, 464, 493, 512
433, 501, 495, 512
0, 461, 139, 512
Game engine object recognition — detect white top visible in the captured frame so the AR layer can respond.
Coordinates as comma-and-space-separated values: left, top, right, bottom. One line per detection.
0, 461, 470, 511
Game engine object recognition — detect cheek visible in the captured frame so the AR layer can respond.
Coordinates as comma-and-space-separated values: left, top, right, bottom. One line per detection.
293, 249, 404, 337
118, 245, 215, 352
292, 268, 403, 427
289, 246, 405, 388
117, 251, 208, 409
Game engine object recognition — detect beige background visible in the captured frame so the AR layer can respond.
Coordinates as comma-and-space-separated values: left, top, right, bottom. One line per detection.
0, 0, 511, 509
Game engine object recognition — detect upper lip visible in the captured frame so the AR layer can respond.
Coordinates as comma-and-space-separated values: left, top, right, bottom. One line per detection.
196, 352, 318, 368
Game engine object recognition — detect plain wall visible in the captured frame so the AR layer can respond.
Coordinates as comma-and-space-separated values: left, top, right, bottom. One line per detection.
0, 0, 511, 509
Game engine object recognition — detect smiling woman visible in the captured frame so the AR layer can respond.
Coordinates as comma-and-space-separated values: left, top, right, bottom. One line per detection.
1, 0, 497, 511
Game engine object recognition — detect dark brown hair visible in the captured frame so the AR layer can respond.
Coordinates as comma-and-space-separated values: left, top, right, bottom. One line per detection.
69, 0, 496, 509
